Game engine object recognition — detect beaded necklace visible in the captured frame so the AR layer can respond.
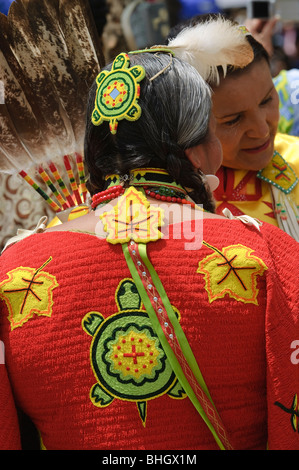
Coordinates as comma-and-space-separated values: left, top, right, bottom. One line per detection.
91, 185, 124, 209
91, 168, 197, 210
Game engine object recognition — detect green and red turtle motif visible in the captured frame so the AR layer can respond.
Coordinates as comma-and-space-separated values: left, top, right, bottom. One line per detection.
91, 53, 145, 134
82, 278, 185, 425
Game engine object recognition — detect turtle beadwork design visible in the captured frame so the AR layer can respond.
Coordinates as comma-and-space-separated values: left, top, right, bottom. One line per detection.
91, 53, 145, 134
82, 278, 185, 425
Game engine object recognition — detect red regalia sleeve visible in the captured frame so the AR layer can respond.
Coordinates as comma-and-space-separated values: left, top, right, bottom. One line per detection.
262, 225, 299, 449
0, 363, 21, 450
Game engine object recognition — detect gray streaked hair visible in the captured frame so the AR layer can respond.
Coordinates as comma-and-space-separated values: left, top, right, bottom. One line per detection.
84, 51, 215, 212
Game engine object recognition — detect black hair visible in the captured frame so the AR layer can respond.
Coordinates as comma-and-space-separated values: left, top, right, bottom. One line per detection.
84, 52, 216, 212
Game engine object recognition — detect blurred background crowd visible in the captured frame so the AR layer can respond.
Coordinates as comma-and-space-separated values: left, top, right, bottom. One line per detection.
1, 0, 299, 76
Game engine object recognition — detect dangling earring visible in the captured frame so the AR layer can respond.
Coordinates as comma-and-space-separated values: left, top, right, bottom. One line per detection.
205, 174, 220, 192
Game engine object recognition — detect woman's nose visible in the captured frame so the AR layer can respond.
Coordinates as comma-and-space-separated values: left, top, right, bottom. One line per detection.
246, 111, 269, 139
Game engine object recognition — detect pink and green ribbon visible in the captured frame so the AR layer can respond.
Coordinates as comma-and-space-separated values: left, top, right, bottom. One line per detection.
122, 240, 233, 450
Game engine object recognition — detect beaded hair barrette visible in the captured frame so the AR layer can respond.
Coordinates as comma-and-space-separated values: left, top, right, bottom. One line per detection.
91, 19, 253, 135
91, 47, 175, 135
91, 52, 146, 135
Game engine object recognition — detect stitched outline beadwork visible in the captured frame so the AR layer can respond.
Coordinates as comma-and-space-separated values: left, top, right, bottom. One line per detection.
82, 278, 185, 426
91, 53, 146, 134
0, 257, 59, 330
257, 151, 298, 195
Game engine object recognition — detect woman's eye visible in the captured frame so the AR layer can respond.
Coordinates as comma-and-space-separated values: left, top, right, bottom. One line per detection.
261, 96, 272, 106
224, 115, 240, 126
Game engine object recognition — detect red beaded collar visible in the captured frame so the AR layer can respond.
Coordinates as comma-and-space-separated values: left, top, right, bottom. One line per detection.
91, 168, 196, 210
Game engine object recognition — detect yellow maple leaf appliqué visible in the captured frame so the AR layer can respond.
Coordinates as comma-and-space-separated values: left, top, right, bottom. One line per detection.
100, 187, 164, 244
197, 243, 267, 304
0, 257, 59, 330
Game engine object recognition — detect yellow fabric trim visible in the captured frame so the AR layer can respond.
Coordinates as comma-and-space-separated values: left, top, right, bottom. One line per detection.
215, 177, 277, 226
216, 134, 299, 227
258, 152, 298, 194
274, 133, 299, 201
39, 433, 47, 450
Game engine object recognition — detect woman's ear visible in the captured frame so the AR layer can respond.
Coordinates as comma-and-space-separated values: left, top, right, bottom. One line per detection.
185, 146, 201, 169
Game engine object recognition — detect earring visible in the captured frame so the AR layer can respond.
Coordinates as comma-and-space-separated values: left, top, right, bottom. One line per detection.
205, 174, 220, 191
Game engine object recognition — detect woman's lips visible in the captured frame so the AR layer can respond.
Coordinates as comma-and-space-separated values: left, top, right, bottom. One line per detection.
243, 138, 271, 154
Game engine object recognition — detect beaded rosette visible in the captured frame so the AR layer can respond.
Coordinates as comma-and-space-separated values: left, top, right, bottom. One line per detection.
92, 53, 145, 135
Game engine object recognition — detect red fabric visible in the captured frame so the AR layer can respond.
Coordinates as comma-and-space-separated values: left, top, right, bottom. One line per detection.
214, 167, 262, 203
0, 219, 298, 450
0, 365, 21, 449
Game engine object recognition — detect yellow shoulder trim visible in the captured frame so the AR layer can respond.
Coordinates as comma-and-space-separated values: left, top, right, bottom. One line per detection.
257, 151, 298, 194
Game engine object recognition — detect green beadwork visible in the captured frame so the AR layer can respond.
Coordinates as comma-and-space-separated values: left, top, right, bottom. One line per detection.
92, 53, 146, 135
145, 186, 186, 199
82, 278, 185, 424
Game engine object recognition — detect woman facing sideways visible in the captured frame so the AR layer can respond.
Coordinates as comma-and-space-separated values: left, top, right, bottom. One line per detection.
167, 14, 299, 242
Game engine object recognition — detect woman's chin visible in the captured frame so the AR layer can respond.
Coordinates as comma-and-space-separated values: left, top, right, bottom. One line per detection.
223, 148, 274, 172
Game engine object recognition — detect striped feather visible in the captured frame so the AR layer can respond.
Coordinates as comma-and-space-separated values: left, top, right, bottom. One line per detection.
0, 0, 103, 210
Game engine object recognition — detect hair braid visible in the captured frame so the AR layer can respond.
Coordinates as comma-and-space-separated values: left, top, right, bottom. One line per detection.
166, 150, 215, 212
85, 52, 216, 211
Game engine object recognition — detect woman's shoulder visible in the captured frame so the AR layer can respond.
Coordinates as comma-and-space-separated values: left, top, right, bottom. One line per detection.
2, 211, 296, 265
202, 215, 298, 250
0, 229, 106, 268
275, 132, 299, 146
275, 133, 299, 168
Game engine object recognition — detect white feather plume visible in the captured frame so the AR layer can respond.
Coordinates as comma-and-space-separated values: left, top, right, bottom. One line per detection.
167, 17, 254, 85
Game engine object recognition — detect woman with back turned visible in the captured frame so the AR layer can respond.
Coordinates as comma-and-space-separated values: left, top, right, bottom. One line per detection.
1, 32, 299, 449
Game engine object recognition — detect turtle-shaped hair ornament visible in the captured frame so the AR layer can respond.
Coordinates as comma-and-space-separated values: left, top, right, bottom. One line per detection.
91, 53, 146, 135
82, 278, 186, 425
